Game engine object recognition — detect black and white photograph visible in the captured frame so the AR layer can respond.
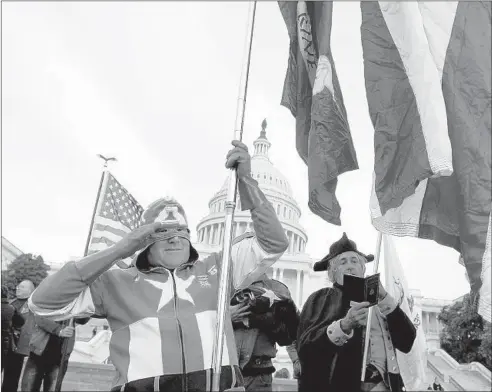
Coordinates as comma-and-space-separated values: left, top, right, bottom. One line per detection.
1, 1, 491, 391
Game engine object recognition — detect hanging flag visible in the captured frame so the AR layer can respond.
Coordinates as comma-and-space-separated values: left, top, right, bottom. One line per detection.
278, 1, 358, 225
363, 1, 491, 320
86, 171, 144, 268
382, 235, 428, 391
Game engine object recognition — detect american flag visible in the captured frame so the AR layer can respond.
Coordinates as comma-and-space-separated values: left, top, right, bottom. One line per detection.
86, 171, 144, 268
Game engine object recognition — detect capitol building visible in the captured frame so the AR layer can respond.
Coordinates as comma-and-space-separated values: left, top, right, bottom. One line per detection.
2, 122, 490, 390
194, 121, 326, 310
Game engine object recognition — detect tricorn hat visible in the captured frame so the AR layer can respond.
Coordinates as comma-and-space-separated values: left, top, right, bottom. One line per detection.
313, 232, 374, 272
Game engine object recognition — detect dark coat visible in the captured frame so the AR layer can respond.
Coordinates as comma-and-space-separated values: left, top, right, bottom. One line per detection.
232, 279, 299, 375
297, 284, 416, 392
10, 298, 35, 356
2, 298, 25, 355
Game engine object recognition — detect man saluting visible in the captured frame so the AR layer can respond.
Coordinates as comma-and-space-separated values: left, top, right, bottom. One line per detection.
28, 141, 289, 392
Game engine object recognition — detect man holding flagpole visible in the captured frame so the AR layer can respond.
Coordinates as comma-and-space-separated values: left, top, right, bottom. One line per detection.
296, 233, 416, 392
27, 140, 289, 392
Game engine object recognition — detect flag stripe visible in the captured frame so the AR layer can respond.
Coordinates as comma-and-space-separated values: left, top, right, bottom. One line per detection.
86, 172, 144, 270
362, 1, 453, 216
365, 1, 491, 297
379, 2, 453, 176
94, 217, 133, 235
91, 229, 124, 245
89, 237, 117, 249
417, 3, 459, 79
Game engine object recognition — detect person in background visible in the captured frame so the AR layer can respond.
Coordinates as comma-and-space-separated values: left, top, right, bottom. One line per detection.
2, 280, 36, 392
21, 315, 90, 392
296, 233, 416, 392
2, 285, 25, 372
433, 377, 444, 390
230, 274, 300, 391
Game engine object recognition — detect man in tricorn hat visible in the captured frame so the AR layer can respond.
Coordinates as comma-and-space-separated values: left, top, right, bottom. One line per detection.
296, 233, 416, 392
28, 141, 289, 392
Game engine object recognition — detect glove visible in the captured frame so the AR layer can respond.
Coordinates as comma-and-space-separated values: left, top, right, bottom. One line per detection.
225, 140, 252, 180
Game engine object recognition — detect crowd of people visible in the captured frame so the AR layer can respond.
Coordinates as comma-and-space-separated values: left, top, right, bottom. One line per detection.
2, 280, 87, 392
3, 141, 420, 391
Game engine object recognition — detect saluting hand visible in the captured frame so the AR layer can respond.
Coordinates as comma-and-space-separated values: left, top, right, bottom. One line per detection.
116, 222, 165, 259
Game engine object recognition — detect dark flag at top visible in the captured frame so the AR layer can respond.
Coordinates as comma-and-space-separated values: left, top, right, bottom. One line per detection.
278, 1, 358, 226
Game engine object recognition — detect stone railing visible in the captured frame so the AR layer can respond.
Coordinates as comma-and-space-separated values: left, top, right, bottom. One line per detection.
428, 349, 491, 391
432, 349, 491, 382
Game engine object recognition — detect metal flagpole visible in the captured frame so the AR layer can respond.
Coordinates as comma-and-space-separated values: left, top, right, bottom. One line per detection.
83, 155, 116, 257
55, 155, 115, 392
210, 2, 257, 391
361, 231, 383, 382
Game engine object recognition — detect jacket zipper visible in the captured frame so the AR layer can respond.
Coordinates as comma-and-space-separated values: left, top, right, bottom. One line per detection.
171, 270, 187, 392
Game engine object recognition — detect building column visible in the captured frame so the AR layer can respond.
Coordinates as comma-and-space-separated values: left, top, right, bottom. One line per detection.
218, 224, 223, 246
278, 268, 284, 281
210, 225, 216, 245
296, 270, 302, 306
426, 312, 430, 333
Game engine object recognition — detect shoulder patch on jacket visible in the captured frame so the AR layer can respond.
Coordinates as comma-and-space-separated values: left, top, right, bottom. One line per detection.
232, 231, 255, 245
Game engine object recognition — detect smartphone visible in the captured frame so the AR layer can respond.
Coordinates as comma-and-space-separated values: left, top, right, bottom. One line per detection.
343, 273, 380, 306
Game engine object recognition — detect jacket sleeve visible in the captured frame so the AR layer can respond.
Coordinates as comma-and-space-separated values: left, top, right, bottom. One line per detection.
28, 246, 125, 321
229, 176, 289, 290
386, 303, 417, 354
286, 341, 299, 363
34, 315, 63, 336
297, 290, 343, 362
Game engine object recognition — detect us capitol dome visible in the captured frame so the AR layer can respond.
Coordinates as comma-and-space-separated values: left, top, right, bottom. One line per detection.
192, 119, 327, 310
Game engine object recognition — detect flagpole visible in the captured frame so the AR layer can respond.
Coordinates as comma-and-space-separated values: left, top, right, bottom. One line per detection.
361, 231, 383, 382
54, 156, 114, 392
211, 2, 257, 391
83, 155, 116, 257
83, 171, 106, 257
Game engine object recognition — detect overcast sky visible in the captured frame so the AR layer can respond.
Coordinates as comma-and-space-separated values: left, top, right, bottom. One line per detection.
2, 1, 469, 300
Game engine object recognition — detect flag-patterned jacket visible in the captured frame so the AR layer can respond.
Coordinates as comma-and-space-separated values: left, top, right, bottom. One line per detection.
28, 183, 288, 390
